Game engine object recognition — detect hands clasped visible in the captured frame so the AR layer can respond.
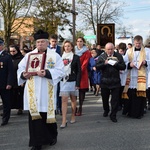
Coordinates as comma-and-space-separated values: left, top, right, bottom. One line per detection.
37, 70, 46, 77
23, 70, 46, 79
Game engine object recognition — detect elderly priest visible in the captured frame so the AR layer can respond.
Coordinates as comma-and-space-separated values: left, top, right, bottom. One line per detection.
17, 30, 64, 150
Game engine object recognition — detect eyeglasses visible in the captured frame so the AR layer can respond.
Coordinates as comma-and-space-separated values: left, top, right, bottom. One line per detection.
77, 41, 83, 42
10, 51, 16, 52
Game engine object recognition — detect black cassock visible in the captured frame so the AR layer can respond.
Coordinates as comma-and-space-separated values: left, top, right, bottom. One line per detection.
127, 89, 146, 118
28, 112, 57, 147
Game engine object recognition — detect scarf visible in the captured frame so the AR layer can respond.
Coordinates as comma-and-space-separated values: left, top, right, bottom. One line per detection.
75, 45, 88, 56
62, 51, 73, 82
122, 47, 146, 99
27, 48, 56, 123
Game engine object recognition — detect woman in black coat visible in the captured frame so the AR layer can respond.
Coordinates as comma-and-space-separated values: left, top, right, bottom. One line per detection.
59, 40, 81, 128
9, 45, 24, 115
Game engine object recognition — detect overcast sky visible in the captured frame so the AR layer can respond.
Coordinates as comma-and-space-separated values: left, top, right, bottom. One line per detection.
64, 0, 150, 42
122, 0, 150, 41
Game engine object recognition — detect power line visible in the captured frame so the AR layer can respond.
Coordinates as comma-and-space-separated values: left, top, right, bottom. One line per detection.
124, 6, 150, 12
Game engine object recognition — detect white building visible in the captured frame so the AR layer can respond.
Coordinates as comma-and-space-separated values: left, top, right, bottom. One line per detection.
115, 36, 133, 46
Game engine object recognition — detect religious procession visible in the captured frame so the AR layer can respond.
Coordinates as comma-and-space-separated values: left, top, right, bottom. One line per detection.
0, 0, 150, 150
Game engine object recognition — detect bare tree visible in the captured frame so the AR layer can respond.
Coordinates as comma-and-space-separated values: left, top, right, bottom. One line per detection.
0, 0, 32, 48
116, 25, 133, 37
76, 0, 126, 35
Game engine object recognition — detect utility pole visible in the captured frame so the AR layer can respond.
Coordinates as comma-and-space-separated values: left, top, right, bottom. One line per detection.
72, 0, 77, 46
72, 0, 76, 45
67, 0, 78, 45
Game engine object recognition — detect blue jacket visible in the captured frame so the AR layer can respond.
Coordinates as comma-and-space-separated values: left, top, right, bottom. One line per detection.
88, 56, 101, 85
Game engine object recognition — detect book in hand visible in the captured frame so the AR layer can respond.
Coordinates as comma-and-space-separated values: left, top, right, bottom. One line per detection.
107, 59, 117, 66
133, 61, 142, 69
26, 52, 46, 75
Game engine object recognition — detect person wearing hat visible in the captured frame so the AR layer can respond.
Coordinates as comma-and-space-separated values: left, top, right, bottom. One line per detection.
17, 30, 65, 150
0, 38, 14, 126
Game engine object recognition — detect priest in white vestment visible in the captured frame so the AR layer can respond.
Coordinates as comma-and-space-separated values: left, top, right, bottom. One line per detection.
123, 35, 148, 119
17, 30, 64, 150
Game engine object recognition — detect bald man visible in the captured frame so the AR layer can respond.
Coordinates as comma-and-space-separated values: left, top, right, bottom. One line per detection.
96, 43, 126, 122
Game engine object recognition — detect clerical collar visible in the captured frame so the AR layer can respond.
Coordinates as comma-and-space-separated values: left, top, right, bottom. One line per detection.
135, 48, 141, 51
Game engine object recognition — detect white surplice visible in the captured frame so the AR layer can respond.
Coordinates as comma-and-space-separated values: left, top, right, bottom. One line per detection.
125, 47, 148, 89
17, 48, 65, 112
120, 54, 129, 86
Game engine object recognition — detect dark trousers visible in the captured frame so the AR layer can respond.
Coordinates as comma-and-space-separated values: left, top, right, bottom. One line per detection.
29, 112, 57, 147
101, 87, 120, 118
56, 82, 61, 111
119, 86, 125, 108
11, 87, 24, 109
127, 89, 146, 118
146, 88, 150, 105
0, 89, 11, 123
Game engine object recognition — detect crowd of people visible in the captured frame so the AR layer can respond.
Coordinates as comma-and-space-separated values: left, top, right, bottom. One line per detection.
0, 30, 150, 150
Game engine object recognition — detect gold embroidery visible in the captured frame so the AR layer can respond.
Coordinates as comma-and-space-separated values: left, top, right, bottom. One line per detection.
28, 77, 42, 120
47, 81, 56, 123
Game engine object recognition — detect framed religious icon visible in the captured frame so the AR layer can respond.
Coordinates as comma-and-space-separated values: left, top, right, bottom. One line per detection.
26, 52, 46, 75
97, 24, 115, 48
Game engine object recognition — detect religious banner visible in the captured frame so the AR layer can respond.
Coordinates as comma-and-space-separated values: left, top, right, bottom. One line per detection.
97, 24, 115, 47
26, 52, 46, 75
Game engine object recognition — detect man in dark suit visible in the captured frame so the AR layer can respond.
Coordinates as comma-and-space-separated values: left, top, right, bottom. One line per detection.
0, 38, 14, 126
96, 42, 126, 122
49, 34, 62, 115
49, 34, 61, 55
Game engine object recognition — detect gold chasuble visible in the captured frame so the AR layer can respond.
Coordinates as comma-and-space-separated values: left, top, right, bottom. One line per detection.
122, 47, 146, 99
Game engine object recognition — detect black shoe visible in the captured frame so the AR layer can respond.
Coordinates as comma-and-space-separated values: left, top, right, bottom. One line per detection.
50, 138, 57, 146
103, 111, 108, 117
17, 109, 23, 115
1, 121, 8, 126
31, 145, 42, 150
110, 117, 117, 123
136, 116, 142, 119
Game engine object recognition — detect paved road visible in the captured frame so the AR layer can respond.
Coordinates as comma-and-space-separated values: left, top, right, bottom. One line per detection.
0, 92, 150, 150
